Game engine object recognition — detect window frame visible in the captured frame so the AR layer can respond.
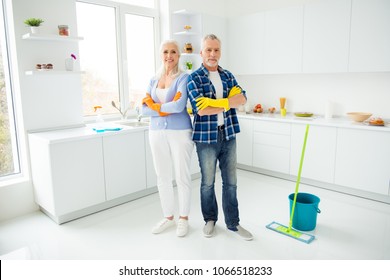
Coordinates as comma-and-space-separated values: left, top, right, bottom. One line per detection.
0, 0, 26, 183
77, 0, 160, 118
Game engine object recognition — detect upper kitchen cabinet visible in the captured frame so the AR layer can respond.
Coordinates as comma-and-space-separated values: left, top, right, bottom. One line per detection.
228, 13, 265, 75
349, 0, 390, 72
302, 0, 351, 73
264, 6, 303, 74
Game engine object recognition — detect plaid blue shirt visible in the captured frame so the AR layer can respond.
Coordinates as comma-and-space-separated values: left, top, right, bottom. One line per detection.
187, 64, 247, 144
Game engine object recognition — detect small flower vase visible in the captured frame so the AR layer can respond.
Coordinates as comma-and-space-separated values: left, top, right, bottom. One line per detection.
65, 58, 74, 71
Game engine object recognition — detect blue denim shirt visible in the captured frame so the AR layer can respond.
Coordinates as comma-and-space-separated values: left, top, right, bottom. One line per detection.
187, 64, 246, 143
142, 73, 192, 130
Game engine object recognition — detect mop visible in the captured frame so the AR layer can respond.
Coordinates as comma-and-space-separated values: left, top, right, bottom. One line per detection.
266, 124, 315, 244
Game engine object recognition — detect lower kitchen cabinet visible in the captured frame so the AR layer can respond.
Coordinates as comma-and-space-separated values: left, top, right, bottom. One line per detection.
144, 130, 157, 188
29, 127, 157, 223
290, 124, 337, 183
236, 117, 253, 166
103, 131, 146, 200
335, 128, 390, 195
29, 135, 106, 218
252, 120, 291, 173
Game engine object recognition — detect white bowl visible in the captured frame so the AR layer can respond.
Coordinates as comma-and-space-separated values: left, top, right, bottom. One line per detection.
347, 112, 372, 122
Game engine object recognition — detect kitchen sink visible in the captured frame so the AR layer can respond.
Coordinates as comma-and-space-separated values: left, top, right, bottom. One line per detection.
117, 121, 149, 127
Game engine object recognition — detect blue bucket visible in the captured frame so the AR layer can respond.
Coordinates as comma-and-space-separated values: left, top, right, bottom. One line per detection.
289, 192, 321, 231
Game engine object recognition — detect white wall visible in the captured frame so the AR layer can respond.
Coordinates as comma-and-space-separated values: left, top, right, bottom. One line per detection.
0, 0, 83, 222
238, 73, 390, 118
13, 0, 83, 132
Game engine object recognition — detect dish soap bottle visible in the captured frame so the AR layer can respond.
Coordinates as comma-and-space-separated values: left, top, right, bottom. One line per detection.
93, 106, 104, 129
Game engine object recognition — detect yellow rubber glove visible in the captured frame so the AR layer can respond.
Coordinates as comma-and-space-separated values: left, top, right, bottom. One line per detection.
172, 91, 181, 101
143, 94, 166, 116
196, 97, 230, 111
142, 93, 153, 105
228, 86, 242, 98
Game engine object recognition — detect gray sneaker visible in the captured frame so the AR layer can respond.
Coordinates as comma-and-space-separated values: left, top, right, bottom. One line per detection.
203, 221, 216, 238
229, 225, 253, 241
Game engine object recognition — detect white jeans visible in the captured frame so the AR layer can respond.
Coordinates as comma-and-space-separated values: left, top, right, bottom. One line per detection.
149, 129, 194, 218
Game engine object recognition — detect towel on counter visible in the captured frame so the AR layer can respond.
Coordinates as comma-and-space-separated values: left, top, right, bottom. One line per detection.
93, 127, 123, 133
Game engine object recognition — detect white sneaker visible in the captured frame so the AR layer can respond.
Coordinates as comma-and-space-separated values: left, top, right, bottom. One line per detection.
176, 219, 189, 237
152, 218, 175, 234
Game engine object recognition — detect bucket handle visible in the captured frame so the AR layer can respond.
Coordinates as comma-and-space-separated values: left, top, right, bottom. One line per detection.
315, 207, 321, 214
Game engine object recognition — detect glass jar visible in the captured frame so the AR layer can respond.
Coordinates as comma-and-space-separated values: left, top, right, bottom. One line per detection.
184, 43, 193, 53
58, 25, 69, 36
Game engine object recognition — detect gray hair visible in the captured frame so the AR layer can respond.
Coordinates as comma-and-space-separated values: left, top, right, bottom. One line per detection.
201, 34, 221, 50
155, 39, 183, 79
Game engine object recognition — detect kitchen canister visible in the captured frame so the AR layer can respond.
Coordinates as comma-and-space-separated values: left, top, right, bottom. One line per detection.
325, 100, 333, 119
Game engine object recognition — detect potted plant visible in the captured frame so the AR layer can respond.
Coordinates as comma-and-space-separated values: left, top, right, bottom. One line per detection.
24, 18, 44, 34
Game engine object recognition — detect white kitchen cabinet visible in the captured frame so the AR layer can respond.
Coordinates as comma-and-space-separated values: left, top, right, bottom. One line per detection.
144, 130, 157, 189
349, 0, 390, 72
290, 124, 337, 183
28, 126, 161, 223
29, 133, 106, 219
228, 12, 265, 75
302, 0, 351, 73
252, 120, 291, 173
264, 6, 303, 74
202, 13, 228, 67
103, 130, 146, 200
236, 117, 253, 166
335, 128, 390, 195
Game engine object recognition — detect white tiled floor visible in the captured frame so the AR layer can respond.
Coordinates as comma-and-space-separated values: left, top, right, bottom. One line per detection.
1, 169, 390, 260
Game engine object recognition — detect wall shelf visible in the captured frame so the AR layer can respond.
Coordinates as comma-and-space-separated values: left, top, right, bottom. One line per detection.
174, 31, 198, 36
25, 70, 85, 75
22, 33, 84, 42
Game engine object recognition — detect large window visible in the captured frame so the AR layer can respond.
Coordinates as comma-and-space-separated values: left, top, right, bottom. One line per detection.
0, 0, 20, 179
76, 0, 158, 117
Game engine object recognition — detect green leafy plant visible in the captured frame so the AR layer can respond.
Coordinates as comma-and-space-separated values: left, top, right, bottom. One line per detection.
24, 18, 44, 27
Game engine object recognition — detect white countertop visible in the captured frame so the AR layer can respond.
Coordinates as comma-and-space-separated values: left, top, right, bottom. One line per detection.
28, 113, 390, 144
28, 120, 150, 143
237, 112, 390, 132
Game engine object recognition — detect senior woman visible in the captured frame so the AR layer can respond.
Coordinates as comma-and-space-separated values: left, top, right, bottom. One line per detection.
142, 40, 193, 237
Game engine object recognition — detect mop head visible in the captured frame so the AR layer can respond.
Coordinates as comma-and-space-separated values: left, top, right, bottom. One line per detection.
266, 221, 315, 244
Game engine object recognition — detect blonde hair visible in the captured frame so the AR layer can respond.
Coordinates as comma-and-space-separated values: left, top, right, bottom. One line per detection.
155, 40, 183, 79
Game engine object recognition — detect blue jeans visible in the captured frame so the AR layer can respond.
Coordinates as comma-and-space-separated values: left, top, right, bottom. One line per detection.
195, 131, 239, 229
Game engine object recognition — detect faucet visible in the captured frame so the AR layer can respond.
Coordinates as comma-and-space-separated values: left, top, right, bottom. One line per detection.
135, 106, 142, 122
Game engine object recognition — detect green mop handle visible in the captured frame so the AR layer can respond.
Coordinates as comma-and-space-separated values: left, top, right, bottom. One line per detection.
289, 124, 310, 231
